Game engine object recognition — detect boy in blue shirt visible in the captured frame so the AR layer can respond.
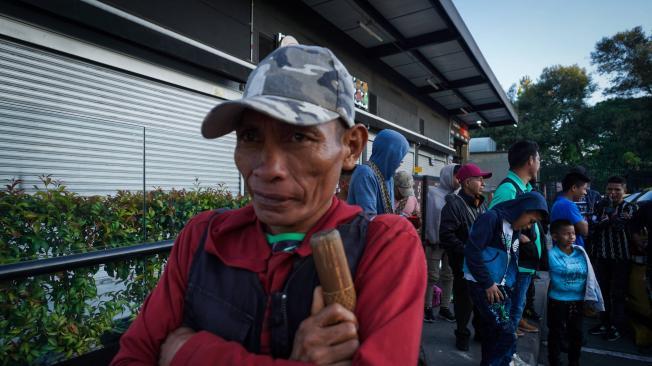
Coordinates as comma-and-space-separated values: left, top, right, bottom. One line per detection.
547, 219, 603, 366
550, 170, 591, 247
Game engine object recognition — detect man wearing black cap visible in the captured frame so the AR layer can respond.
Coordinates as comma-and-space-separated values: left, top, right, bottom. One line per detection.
112, 44, 426, 365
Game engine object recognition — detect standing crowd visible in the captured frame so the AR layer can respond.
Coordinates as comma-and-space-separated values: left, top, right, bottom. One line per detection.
351, 132, 644, 366
111, 44, 648, 366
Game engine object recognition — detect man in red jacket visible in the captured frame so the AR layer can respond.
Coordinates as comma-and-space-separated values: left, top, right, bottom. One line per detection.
112, 44, 426, 366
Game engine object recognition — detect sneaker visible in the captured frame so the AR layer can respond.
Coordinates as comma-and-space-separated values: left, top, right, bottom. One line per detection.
589, 324, 608, 335
439, 307, 456, 322
515, 328, 525, 337
424, 307, 435, 323
606, 326, 621, 341
518, 319, 539, 333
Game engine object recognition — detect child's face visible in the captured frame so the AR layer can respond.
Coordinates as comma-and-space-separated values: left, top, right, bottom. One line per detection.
512, 211, 542, 230
552, 225, 576, 248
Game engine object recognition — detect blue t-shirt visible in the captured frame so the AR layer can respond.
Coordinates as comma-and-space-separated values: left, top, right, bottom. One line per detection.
551, 196, 585, 247
548, 245, 588, 301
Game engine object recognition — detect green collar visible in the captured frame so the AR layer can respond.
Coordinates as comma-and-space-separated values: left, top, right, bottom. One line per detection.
266, 232, 306, 244
507, 170, 532, 193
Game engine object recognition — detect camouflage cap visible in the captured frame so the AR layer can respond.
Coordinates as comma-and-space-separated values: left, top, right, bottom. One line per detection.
201, 45, 356, 139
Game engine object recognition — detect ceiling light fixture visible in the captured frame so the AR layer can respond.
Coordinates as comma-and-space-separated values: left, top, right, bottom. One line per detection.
426, 77, 440, 91
513, 123, 518, 127
358, 21, 384, 43
460, 107, 469, 115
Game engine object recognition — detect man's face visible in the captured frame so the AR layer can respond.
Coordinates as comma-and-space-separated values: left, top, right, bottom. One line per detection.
552, 225, 576, 249
571, 182, 588, 201
512, 211, 543, 231
606, 182, 626, 203
235, 111, 363, 234
463, 176, 485, 197
529, 152, 541, 178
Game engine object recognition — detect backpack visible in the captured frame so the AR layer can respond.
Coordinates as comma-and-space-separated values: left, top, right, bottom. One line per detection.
498, 178, 548, 271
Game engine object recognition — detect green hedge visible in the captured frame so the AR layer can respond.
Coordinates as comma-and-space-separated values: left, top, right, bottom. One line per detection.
0, 175, 249, 365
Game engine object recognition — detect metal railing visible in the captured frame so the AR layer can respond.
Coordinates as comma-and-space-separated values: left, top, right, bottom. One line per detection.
0, 239, 175, 281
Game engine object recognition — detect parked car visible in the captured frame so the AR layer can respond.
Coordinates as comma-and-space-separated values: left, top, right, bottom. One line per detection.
625, 188, 652, 204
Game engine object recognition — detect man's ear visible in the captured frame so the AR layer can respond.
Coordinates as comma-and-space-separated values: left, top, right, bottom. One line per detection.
341, 124, 368, 171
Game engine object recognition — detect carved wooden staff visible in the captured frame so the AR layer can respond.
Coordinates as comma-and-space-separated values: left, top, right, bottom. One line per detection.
310, 229, 356, 311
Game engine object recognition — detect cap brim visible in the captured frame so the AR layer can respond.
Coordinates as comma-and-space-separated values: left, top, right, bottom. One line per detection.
481, 172, 493, 179
201, 95, 341, 139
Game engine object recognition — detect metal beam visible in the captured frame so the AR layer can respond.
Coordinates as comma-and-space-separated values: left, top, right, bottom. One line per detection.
449, 75, 487, 89
0, 240, 174, 281
417, 75, 486, 94
473, 102, 504, 111
467, 119, 515, 130
366, 29, 457, 58
447, 102, 503, 114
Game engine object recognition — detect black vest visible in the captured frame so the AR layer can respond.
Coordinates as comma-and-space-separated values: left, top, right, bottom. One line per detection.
182, 210, 370, 358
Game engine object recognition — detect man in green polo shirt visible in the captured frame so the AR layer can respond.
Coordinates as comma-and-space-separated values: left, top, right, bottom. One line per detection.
489, 140, 542, 338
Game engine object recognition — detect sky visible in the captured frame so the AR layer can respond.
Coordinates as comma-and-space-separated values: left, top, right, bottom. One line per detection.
451, 0, 652, 104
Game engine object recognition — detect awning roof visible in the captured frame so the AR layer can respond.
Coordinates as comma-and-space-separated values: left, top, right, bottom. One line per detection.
303, 0, 517, 129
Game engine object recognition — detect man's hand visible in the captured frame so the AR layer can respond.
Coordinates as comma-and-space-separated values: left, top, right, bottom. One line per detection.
290, 286, 359, 365
485, 283, 504, 304
519, 234, 531, 244
159, 326, 196, 366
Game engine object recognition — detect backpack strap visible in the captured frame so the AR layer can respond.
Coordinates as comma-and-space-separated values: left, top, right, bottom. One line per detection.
270, 213, 371, 358
500, 177, 524, 196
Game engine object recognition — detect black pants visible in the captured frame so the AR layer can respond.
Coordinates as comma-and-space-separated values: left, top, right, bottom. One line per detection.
525, 278, 536, 315
547, 299, 584, 366
449, 251, 481, 336
594, 258, 629, 329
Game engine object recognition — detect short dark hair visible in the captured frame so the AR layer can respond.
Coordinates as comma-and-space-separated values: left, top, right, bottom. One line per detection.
550, 219, 573, 235
508, 140, 539, 169
607, 176, 626, 185
453, 164, 461, 174
562, 173, 590, 192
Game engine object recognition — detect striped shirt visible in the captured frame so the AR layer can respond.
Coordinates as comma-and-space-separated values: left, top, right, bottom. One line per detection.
590, 200, 638, 260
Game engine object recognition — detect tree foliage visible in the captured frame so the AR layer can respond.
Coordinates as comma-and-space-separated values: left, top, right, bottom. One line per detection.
474, 65, 596, 165
473, 27, 652, 189
591, 26, 652, 96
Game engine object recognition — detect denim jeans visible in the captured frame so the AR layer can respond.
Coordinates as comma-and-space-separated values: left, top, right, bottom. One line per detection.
510, 271, 533, 329
468, 280, 516, 366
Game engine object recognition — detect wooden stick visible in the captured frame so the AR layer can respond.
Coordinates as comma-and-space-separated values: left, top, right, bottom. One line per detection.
310, 229, 356, 311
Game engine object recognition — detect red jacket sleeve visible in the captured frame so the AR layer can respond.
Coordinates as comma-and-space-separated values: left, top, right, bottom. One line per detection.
110, 213, 309, 366
351, 215, 427, 365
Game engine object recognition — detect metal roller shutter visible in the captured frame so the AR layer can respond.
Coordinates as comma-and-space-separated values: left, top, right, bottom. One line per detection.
399, 149, 414, 175
0, 38, 240, 196
418, 150, 447, 177
365, 130, 376, 161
